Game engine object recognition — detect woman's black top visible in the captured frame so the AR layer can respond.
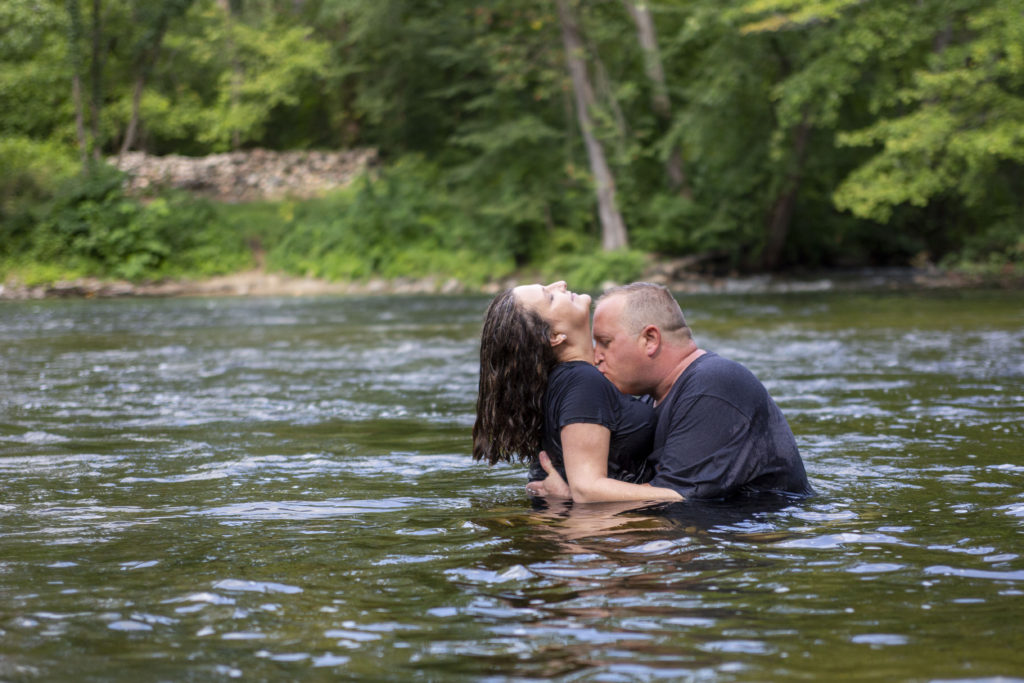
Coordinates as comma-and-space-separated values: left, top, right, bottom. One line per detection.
528, 360, 655, 484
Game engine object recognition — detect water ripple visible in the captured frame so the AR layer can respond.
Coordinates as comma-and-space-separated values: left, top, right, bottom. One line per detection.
200, 498, 417, 520
2, 292, 1022, 682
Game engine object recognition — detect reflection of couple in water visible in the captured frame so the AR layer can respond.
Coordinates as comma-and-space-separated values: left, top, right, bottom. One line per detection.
473, 282, 812, 509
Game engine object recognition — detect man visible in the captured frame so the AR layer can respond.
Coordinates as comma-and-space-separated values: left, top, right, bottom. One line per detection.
590, 282, 812, 500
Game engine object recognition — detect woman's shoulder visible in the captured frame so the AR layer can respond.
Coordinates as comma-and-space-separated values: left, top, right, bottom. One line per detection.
548, 361, 616, 399
551, 360, 607, 384
546, 361, 622, 429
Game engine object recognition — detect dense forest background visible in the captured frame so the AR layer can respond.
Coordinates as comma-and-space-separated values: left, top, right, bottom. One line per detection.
2, 0, 1022, 290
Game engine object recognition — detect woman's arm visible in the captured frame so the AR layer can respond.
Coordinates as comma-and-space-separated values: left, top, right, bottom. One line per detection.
558, 423, 683, 503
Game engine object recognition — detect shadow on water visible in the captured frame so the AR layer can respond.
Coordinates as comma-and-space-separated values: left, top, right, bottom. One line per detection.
524, 492, 806, 544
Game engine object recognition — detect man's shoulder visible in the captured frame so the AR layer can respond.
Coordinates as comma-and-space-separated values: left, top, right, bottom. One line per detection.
683, 352, 761, 390
659, 352, 766, 415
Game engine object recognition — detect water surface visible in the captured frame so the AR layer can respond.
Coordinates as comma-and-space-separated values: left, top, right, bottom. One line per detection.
1, 290, 1022, 681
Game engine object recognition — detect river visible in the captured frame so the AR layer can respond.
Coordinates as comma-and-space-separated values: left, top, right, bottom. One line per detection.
1, 289, 1022, 681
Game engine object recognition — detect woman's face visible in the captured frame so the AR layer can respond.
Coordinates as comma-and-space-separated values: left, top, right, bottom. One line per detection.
512, 281, 592, 334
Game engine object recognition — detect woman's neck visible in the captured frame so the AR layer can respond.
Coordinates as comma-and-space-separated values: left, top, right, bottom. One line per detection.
556, 330, 595, 364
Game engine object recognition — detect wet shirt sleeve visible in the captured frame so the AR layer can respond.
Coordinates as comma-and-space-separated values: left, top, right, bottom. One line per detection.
547, 362, 619, 431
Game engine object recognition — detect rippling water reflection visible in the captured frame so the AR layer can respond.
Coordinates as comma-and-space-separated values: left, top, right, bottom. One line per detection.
1, 290, 1022, 681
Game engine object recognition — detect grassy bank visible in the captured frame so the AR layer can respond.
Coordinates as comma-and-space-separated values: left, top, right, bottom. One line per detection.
1, 158, 653, 293
2, 159, 1021, 297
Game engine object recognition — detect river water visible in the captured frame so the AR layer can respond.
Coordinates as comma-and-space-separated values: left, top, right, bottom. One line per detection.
1, 289, 1022, 681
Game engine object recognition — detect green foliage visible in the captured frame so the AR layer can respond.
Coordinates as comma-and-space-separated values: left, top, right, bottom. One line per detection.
4, 163, 250, 281
941, 219, 1024, 276
437, 2, 597, 263
543, 246, 648, 293
0, 137, 78, 220
263, 157, 517, 285
0, 0, 71, 140
203, 22, 331, 150
144, 2, 332, 152
733, 0, 1024, 268
833, 1, 1024, 224
628, 194, 714, 255
0, 259, 89, 287
3, 0, 1023, 286
325, 0, 468, 151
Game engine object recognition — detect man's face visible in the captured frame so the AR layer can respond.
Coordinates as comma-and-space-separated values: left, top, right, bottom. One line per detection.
593, 294, 650, 395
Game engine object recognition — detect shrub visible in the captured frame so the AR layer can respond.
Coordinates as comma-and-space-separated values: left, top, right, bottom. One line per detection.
0, 138, 79, 256
5, 161, 249, 281
543, 248, 648, 293
264, 155, 517, 283
942, 218, 1024, 277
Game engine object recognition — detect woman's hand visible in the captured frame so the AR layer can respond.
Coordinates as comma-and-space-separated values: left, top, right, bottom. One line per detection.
525, 451, 572, 498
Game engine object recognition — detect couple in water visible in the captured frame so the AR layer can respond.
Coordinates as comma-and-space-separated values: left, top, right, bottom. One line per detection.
473, 281, 812, 503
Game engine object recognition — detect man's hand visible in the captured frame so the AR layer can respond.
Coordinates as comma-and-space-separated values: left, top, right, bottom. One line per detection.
525, 451, 572, 498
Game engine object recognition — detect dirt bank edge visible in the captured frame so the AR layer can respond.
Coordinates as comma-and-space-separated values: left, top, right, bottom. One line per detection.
2, 265, 1018, 301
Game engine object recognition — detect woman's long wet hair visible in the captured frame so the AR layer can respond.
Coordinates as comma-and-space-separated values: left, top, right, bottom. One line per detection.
472, 288, 559, 465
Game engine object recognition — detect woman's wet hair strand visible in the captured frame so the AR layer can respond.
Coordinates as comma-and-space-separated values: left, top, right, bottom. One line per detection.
472, 289, 558, 465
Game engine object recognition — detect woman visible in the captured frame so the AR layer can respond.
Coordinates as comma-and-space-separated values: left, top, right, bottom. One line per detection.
472, 281, 682, 503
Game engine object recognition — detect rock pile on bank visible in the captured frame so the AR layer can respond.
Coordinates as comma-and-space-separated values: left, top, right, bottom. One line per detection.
111, 148, 378, 201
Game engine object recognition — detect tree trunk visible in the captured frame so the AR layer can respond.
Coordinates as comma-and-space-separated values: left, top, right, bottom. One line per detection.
622, 0, 691, 197
120, 0, 181, 158
555, 0, 628, 251
592, 52, 629, 147
89, 0, 103, 160
584, 32, 628, 144
623, 0, 669, 117
65, 0, 89, 165
72, 74, 89, 165
762, 112, 812, 270
217, 0, 244, 150
120, 73, 145, 157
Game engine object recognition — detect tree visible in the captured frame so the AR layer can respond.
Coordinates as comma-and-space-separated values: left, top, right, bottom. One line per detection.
126, 0, 332, 153
65, 0, 89, 163
119, 0, 194, 156
738, 0, 941, 267
833, 1, 1024, 225
621, 0, 691, 197
88, 0, 103, 159
741, 0, 1024, 265
556, 0, 628, 251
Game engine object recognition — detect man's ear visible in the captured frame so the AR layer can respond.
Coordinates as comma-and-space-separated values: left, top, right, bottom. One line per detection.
640, 325, 661, 357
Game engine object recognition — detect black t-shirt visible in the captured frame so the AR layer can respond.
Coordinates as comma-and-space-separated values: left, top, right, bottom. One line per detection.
528, 361, 655, 484
649, 352, 813, 499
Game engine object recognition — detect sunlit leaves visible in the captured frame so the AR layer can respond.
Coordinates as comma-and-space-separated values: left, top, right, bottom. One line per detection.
835, 0, 1024, 222
737, 0, 864, 34
0, 0, 71, 139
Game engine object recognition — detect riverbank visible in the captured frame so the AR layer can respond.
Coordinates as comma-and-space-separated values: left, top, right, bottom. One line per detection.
1, 264, 1015, 301
0, 270, 472, 300
7, 149, 1020, 303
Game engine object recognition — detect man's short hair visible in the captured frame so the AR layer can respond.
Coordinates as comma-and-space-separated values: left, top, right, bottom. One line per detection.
599, 282, 692, 340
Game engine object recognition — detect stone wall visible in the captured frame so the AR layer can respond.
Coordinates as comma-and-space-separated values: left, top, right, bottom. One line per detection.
110, 148, 378, 202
